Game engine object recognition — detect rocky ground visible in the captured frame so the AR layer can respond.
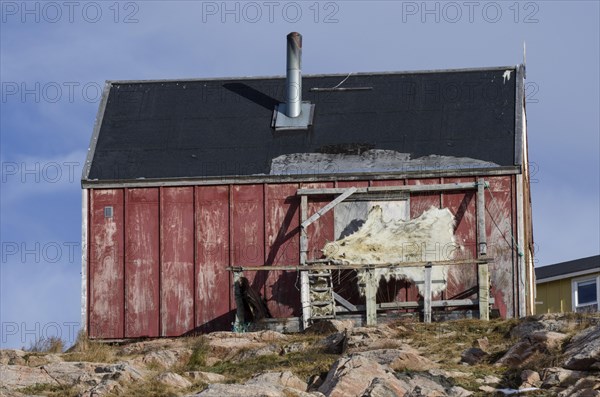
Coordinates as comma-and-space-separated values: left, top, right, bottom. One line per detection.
1, 313, 599, 397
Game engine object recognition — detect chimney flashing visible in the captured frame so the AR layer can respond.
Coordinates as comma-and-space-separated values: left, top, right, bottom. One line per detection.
272, 102, 315, 131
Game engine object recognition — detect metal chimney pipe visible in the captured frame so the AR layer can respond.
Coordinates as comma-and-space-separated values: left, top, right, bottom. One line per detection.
286, 32, 302, 118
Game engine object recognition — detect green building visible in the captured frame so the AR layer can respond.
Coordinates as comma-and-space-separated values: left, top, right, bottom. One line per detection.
535, 255, 600, 314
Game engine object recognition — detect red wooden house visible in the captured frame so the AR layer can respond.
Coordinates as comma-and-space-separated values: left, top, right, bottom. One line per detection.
81, 33, 534, 339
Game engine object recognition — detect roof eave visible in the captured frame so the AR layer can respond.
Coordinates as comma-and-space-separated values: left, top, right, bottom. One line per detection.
81, 81, 112, 182
104, 65, 521, 86
536, 267, 600, 284
81, 165, 521, 189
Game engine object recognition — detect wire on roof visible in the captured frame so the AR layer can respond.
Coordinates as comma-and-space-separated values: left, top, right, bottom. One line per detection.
332, 72, 353, 89
309, 72, 373, 92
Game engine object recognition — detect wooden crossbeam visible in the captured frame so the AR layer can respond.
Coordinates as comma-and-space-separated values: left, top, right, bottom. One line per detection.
336, 298, 496, 312
227, 258, 492, 273
333, 292, 357, 312
300, 187, 357, 229
297, 182, 479, 196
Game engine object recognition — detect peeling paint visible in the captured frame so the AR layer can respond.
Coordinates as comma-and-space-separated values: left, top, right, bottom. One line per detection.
125, 188, 159, 338
161, 187, 194, 337
87, 174, 520, 339
89, 189, 124, 339
271, 150, 499, 175
196, 185, 231, 331
265, 184, 300, 318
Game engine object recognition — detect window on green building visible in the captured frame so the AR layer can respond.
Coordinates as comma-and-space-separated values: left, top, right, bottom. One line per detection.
573, 276, 599, 313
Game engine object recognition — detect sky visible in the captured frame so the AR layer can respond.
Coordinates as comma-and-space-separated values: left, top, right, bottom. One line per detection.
1, 1, 598, 349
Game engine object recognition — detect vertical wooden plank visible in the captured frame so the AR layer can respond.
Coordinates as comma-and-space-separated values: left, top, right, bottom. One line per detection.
477, 178, 490, 321
158, 187, 163, 338
123, 189, 128, 338
81, 189, 88, 335
510, 174, 522, 317
486, 176, 515, 319
424, 265, 432, 323
232, 185, 265, 297
515, 174, 526, 317
442, 177, 477, 302
300, 195, 308, 266
196, 185, 231, 332
265, 184, 300, 318
300, 182, 335, 261
365, 271, 377, 326
408, 178, 441, 218
300, 182, 334, 328
406, 178, 440, 305
477, 179, 488, 257
160, 187, 194, 336
369, 180, 409, 305
89, 189, 124, 339
478, 263, 490, 321
193, 187, 197, 329
233, 270, 245, 329
125, 188, 160, 338
300, 194, 310, 329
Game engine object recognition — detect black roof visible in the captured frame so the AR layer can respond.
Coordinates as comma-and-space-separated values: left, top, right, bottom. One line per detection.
535, 255, 600, 281
83, 66, 524, 183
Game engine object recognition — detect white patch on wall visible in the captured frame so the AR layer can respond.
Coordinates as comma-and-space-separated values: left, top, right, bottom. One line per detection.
334, 199, 409, 240
270, 150, 500, 175
503, 70, 512, 84
323, 205, 458, 297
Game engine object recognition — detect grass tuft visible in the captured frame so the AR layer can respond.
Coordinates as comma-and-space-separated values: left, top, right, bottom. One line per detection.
25, 336, 64, 353
19, 383, 79, 397
208, 351, 338, 384
63, 330, 116, 363
106, 379, 180, 397
185, 336, 210, 371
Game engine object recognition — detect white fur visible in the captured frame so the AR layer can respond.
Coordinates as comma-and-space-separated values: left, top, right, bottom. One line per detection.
322, 205, 459, 296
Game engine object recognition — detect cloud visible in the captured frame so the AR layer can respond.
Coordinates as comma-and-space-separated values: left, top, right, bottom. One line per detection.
531, 182, 600, 266
1, 150, 86, 205
1, 260, 81, 349
0, 1, 598, 348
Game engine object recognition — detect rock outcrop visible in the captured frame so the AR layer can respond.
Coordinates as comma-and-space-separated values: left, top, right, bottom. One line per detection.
2, 314, 600, 397
563, 324, 600, 370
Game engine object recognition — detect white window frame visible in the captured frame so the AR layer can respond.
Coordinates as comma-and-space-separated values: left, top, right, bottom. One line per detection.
572, 275, 600, 311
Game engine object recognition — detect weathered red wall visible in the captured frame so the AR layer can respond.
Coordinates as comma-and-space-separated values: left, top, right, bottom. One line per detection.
195, 186, 231, 332
125, 188, 160, 338
265, 184, 300, 317
89, 189, 124, 339
160, 187, 194, 337
87, 175, 519, 338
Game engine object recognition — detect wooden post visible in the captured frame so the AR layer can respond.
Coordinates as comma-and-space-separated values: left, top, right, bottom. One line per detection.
477, 178, 490, 321
233, 270, 245, 331
300, 195, 311, 330
364, 270, 377, 326
478, 263, 490, 321
515, 174, 527, 317
300, 195, 308, 266
477, 179, 488, 257
424, 264, 432, 323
